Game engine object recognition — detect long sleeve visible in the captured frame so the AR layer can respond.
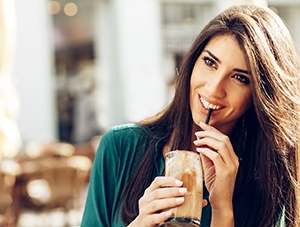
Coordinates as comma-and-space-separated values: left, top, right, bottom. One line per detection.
81, 124, 152, 227
81, 128, 122, 226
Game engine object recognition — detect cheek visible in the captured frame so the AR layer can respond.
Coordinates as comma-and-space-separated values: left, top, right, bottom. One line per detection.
189, 74, 197, 98
190, 73, 197, 89
237, 91, 252, 112
189, 75, 204, 103
190, 71, 205, 91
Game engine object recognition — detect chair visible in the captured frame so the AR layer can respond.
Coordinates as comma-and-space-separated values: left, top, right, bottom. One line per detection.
73, 134, 101, 162
24, 141, 75, 159
16, 155, 92, 226
0, 160, 21, 226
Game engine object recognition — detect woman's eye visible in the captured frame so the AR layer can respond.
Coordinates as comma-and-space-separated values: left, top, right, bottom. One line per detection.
203, 57, 217, 68
233, 74, 250, 84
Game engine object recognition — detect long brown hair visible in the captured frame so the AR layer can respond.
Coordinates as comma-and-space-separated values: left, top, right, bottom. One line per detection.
121, 5, 300, 226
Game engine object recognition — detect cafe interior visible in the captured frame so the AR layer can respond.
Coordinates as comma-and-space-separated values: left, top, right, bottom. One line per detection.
1, 0, 300, 226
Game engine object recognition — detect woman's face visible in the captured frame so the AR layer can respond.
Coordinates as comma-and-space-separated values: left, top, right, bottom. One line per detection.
190, 35, 252, 134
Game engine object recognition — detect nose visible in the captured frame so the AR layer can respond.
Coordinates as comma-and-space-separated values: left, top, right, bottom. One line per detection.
205, 72, 226, 98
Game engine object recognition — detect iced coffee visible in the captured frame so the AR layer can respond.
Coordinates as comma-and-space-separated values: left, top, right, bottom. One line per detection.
160, 150, 203, 227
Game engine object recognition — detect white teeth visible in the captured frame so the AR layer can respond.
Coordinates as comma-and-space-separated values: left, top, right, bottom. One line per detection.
200, 97, 222, 110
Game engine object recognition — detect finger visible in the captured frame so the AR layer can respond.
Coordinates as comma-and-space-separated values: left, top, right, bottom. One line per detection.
199, 151, 214, 168
199, 136, 238, 167
195, 137, 230, 163
196, 122, 229, 141
140, 197, 184, 216
147, 187, 187, 202
198, 148, 238, 179
140, 187, 187, 205
197, 146, 226, 168
195, 123, 237, 163
196, 123, 229, 142
145, 177, 183, 195
142, 210, 173, 226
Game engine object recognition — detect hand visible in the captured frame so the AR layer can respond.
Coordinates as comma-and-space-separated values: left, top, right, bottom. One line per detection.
128, 176, 209, 227
128, 176, 186, 227
194, 122, 239, 210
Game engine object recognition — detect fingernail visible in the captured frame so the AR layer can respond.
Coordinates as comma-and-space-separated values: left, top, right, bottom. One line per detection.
179, 188, 187, 194
175, 180, 183, 186
165, 210, 173, 217
175, 197, 184, 203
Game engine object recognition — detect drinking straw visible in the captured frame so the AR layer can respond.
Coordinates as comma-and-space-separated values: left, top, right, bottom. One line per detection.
205, 108, 213, 124
197, 109, 213, 150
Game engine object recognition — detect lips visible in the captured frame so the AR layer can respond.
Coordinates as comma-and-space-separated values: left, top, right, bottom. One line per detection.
200, 96, 223, 110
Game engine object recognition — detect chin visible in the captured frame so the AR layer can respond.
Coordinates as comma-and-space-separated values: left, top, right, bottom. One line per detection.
191, 114, 202, 127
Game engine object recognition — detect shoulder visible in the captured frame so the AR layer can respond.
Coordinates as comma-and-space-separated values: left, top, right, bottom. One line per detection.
103, 123, 147, 141
98, 123, 149, 153
109, 123, 146, 134
93, 123, 151, 174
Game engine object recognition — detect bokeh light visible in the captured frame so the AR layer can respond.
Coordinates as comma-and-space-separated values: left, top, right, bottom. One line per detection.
64, 2, 78, 17
48, 1, 61, 15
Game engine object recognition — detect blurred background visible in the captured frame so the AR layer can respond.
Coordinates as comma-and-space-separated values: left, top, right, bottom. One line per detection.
0, 0, 299, 226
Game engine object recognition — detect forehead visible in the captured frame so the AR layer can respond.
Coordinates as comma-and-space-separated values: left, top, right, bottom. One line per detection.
203, 35, 248, 69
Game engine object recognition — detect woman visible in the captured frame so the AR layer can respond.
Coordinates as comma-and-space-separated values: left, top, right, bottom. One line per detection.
81, 5, 300, 227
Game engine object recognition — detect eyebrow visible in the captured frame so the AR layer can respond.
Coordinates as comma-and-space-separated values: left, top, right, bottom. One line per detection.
203, 50, 221, 63
233, 68, 250, 75
203, 50, 250, 75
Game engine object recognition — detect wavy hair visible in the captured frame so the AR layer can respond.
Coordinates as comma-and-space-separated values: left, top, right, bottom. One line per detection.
121, 5, 300, 226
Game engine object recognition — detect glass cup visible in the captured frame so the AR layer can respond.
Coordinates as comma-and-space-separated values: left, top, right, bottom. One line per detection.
159, 150, 203, 227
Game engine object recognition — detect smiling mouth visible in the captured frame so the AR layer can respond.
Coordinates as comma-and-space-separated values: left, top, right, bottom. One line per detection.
200, 97, 223, 110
